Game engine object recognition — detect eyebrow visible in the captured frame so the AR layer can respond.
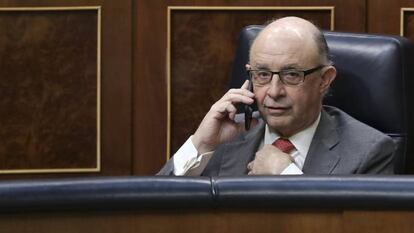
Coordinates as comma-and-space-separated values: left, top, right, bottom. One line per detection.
254, 63, 301, 71
253, 64, 270, 70
279, 63, 301, 70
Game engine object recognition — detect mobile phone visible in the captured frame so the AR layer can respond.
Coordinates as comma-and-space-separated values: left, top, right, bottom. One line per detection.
244, 80, 254, 130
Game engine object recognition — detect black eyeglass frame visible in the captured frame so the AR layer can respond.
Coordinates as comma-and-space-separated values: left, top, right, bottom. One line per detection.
246, 64, 326, 86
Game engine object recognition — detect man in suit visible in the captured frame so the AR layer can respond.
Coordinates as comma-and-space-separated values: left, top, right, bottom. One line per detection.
158, 16, 395, 176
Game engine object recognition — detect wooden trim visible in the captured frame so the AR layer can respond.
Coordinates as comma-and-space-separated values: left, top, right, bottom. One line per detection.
400, 8, 414, 36
0, 6, 102, 174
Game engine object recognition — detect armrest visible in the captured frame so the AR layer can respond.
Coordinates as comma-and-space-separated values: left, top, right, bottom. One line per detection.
0, 176, 213, 212
2, 176, 414, 212
213, 176, 414, 209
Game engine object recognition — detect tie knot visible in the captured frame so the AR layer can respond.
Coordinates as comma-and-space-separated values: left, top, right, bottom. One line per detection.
272, 138, 295, 153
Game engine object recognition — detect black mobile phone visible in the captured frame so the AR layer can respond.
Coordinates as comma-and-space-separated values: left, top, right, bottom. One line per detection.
244, 80, 254, 130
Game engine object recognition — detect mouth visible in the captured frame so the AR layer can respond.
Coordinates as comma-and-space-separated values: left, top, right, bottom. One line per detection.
264, 105, 291, 115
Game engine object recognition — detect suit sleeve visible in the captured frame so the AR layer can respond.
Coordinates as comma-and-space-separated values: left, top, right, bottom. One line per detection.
356, 136, 396, 174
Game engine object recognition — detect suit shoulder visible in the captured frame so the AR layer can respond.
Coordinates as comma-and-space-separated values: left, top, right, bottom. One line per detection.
323, 105, 393, 143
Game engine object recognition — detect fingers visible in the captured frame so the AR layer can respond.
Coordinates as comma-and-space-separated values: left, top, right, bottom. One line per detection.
229, 80, 254, 98
227, 104, 238, 121
212, 101, 238, 120
221, 93, 254, 106
219, 87, 254, 105
247, 161, 254, 175
248, 147, 293, 175
223, 86, 254, 98
192, 81, 255, 154
210, 81, 255, 120
241, 79, 250, 90
247, 161, 253, 170
212, 100, 237, 114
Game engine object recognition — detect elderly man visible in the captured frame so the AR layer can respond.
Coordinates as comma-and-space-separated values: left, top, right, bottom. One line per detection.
158, 16, 395, 176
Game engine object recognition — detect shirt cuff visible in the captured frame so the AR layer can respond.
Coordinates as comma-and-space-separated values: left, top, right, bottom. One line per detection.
173, 136, 199, 175
172, 136, 214, 176
281, 163, 303, 175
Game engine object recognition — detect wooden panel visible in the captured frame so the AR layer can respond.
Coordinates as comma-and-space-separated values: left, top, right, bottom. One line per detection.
134, 0, 366, 175
368, 0, 402, 35
0, 0, 132, 178
6, 209, 414, 233
401, 9, 414, 40
0, 209, 342, 233
134, 0, 169, 175
5, 208, 414, 233
0, 8, 99, 173
343, 210, 414, 233
368, 0, 414, 38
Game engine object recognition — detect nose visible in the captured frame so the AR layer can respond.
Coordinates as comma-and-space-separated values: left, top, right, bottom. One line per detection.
266, 74, 286, 98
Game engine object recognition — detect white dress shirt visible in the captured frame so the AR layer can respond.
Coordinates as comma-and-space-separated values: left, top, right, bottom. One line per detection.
263, 113, 321, 174
173, 113, 321, 176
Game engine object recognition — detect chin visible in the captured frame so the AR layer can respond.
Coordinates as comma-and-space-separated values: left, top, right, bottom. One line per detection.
264, 115, 292, 132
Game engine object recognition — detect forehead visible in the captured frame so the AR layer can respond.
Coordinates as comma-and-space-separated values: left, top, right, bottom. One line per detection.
250, 27, 319, 68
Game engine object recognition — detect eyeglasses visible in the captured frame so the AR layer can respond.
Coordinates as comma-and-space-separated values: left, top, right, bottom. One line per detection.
247, 65, 325, 86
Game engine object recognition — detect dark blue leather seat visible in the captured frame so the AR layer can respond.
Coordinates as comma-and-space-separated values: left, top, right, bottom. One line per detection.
2, 176, 414, 212
229, 26, 414, 174
213, 176, 414, 209
0, 177, 213, 212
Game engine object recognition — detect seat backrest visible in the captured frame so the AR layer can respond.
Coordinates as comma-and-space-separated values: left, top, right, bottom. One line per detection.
229, 25, 414, 173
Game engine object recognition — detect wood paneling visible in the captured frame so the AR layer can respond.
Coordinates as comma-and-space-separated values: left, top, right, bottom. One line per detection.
343, 210, 414, 233
401, 9, 414, 40
134, 0, 168, 175
4, 0, 413, 175
368, 0, 402, 35
4, 209, 414, 233
0, 209, 342, 233
98, 0, 132, 176
368, 0, 414, 38
0, 0, 132, 177
0, 8, 99, 173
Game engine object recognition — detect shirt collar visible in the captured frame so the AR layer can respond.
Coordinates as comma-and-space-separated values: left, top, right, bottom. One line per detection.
264, 112, 321, 157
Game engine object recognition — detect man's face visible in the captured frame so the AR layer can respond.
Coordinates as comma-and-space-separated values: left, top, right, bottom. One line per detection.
249, 28, 332, 137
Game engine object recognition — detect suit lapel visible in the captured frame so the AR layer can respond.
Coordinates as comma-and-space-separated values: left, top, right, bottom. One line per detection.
218, 121, 265, 176
215, 109, 341, 175
302, 110, 340, 174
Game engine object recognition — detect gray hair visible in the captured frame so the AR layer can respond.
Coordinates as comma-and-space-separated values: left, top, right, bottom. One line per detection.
313, 28, 331, 65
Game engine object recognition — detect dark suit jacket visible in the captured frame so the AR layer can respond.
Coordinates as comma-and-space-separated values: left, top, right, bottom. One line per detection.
158, 106, 395, 176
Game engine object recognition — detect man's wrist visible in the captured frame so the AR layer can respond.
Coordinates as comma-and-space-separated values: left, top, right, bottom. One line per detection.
191, 134, 213, 154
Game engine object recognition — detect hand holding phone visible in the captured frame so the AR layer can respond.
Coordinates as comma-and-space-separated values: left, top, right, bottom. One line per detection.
192, 80, 254, 153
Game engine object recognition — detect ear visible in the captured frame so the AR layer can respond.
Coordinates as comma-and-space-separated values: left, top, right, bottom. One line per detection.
319, 65, 336, 93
